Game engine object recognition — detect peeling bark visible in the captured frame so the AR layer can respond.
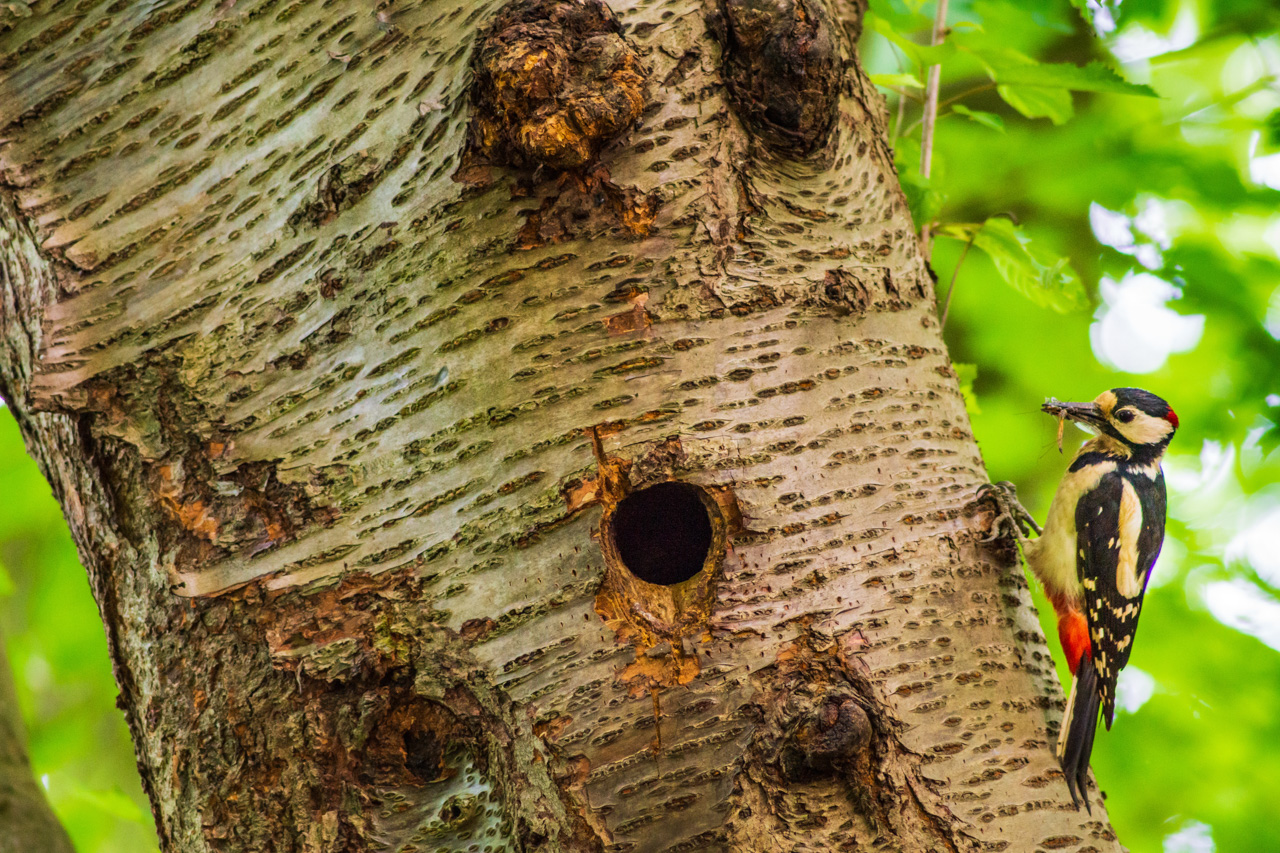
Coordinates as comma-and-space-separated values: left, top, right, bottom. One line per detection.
1, 0, 1123, 851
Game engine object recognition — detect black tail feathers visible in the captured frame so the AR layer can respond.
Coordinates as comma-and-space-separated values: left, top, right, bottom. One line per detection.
1060, 654, 1101, 813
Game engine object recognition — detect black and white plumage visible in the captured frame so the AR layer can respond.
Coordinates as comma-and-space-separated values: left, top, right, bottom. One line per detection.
1021, 387, 1178, 812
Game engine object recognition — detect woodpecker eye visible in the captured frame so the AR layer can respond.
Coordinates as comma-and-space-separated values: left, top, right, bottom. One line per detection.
1115, 409, 1136, 423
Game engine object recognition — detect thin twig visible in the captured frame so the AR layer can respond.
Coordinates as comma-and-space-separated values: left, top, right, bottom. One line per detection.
939, 229, 977, 329
938, 81, 997, 110
887, 87, 924, 103
893, 90, 907, 144
919, 0, 949, 254
889, 42, 912, 145
939, 214, 1015, 327
919, 0, 950, 181
1171, 75, 1275, 125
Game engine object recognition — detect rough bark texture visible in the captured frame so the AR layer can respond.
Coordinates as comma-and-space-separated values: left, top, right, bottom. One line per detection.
0, 0, 1123, 851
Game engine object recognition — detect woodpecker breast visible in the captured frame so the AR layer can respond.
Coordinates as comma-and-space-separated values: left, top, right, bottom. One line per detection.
1025, 451, 1117, 606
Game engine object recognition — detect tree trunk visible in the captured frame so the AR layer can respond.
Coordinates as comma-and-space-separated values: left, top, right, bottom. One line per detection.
0, 0, 1123, 850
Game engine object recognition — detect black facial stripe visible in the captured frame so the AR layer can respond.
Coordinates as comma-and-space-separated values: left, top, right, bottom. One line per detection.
1069, 451, 1117, 472
1111, 387, 1174, 420
1098, 421, 1129, 443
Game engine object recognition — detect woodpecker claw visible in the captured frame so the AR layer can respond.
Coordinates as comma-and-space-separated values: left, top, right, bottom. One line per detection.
975, 481, 1042, 545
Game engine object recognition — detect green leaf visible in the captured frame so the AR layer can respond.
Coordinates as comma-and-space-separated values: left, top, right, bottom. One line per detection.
894, 139, 944, 227
900, 171, 943, 227
958, 41, 1157, 97
997, 83, 1074, 124
989, 59, 1157, 97
1260, 109, 1280, 155
868, 14, 957, 67
954, 363, 981, 415
1067, 0, 1095, 26
951, 104, 1005, 133
941, 218, 1089, 312
869, 72, 925, 89
866, 0, 931, 26
1260, 405, 1280, 457
0, 559, 13, 596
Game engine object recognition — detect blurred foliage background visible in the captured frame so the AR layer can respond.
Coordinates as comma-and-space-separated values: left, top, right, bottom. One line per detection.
2, 0, 1279, 850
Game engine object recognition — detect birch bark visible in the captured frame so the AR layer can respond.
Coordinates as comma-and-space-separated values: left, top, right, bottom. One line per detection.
0, 0, 1122, 850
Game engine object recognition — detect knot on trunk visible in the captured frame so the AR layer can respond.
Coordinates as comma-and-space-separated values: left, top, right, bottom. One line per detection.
743, 631, 883, 786
778, 695, 873, 782
708, 0, 841, 155
773, 691, 875, 778
468, 0, 648, 170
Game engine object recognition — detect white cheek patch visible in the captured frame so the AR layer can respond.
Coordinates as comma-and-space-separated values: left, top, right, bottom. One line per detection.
1117, 412, 1174, 445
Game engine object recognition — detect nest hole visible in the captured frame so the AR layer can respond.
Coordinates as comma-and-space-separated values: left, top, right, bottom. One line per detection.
610, 481, 712, 586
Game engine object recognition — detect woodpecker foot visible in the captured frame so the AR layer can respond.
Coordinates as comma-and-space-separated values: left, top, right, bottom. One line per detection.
975, 481, 1041, 545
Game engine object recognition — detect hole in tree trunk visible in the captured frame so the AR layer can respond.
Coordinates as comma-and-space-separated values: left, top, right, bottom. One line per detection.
609, 481, 712, 586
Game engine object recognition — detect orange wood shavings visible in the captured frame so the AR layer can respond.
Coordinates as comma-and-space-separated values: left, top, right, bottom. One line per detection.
532, 714, 573, 742
589, 425, 632, 509
617, 650, 701, 698
561, 424, 633, 513
562, 476, 600, 514
604, 293, 651, 335
161, 496, 221, 541
705, 484, 745, 536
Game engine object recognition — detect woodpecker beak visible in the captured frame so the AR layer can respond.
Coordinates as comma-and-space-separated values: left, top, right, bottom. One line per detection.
1043, 400, 1107, 429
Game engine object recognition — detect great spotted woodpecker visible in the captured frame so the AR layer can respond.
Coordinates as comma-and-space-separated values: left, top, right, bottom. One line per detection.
988, 388, 1177, 811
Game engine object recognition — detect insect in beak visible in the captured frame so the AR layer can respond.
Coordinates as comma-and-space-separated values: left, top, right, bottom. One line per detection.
1043, 399, 1107, 448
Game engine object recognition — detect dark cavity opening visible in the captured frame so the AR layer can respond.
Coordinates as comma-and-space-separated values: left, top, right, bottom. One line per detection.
611, 481, 713, 586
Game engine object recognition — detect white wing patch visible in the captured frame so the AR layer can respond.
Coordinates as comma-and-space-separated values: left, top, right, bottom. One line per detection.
1116, 479, 1145, 598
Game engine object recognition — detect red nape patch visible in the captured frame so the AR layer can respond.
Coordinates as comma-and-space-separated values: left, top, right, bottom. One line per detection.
1058, 611, 1092, 676
1166, 408, 1180, 429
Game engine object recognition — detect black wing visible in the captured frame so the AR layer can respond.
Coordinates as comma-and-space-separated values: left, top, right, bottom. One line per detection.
1075, 470, 1164, 728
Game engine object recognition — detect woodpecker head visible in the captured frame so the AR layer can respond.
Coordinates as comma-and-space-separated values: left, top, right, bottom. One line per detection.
1044, 388, 1178, 457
